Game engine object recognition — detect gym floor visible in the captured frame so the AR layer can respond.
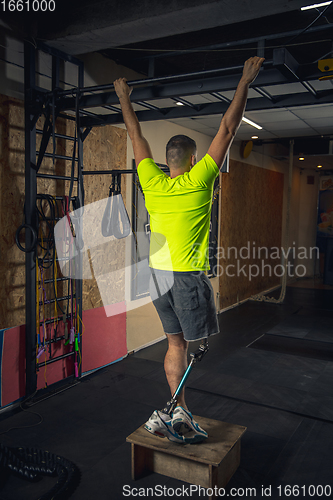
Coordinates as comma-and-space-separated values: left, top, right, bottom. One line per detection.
0, 283, 332, 499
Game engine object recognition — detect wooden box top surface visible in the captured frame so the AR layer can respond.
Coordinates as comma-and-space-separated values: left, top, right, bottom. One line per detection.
126, 415, 246, 466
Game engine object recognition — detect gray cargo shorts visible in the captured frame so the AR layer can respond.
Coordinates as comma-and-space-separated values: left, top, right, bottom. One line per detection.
149, 269, 220, 342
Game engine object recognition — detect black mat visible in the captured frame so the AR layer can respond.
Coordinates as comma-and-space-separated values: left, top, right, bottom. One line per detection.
0, 285, 333, 499
249, 334, 333, 361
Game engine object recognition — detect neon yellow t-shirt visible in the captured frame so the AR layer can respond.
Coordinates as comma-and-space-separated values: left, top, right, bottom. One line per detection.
137, 154, 219, 272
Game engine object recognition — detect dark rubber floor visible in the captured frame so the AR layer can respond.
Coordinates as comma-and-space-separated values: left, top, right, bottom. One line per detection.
0, 285, 332, 499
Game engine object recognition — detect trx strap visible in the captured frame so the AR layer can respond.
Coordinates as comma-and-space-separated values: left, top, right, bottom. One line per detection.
34, 93, 60, 173
68, 90, 85, 252
102, 172, 131, 239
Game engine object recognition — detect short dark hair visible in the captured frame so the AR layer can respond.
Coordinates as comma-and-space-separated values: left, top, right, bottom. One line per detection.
166, 135, 196, 168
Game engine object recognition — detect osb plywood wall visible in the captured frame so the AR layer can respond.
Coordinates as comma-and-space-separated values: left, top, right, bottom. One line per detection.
219, 160, 284, 310
0, 95, 25, 330
0, 93, 127, 330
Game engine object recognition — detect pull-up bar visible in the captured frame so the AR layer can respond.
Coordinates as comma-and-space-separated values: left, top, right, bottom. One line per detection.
55, 60, 272, 98
82, 166, 168, 176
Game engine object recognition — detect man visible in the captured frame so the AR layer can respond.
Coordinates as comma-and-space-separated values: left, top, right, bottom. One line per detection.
114, 56, 264, 444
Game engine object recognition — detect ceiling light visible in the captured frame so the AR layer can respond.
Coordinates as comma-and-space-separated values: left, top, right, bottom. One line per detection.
251, 135, 259, 139
242, 117, 262, 130
301, 1, 332, 10
317, 165, 323, 168
299, 157, 305, 160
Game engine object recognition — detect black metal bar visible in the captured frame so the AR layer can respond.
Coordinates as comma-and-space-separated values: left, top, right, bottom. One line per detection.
58, 66, 288, 112
82, 169, 137, 175
44, 257, 72, 262
301, 81, 317, 96
38, 217, 62, 222
80, 89, 333, 128
53, 195, 77, 201
101, 104, 122, 113
81, 127, 92, 142
209, 92, 231, 103
80, 109, 100, 118
58, 112, 76, 121
36, 116, 53, 171
37, 173, 79, 181
31, 112, 42, 131
43, 335, 66, 345
42, 352, 75, 366
40, 314, 71, 326
83, 167, 168, 175
57, 61, 271, 97
36, 130, 76, 141
253, 86, 276, 102
24, 41, 38, 397
136, 100, 164, 112
39, 295, 75, 306
37, 152, 79, 161
171, 97, 198, 109
44, 276, 70, 284
76, 62, 84, 380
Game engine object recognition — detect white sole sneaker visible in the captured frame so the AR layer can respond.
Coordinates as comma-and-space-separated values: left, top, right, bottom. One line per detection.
144, 410, 185, 443
171, 406, 208, 444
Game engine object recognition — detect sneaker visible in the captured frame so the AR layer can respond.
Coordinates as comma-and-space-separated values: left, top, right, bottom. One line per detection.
171, 406, 208, 444
144, 410, 185, 443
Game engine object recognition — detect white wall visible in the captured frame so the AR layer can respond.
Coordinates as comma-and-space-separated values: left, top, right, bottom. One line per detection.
0, 36, 143, 99
0, 36, 25, 99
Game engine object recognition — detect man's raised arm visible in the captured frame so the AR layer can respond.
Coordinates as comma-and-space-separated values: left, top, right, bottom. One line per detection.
207, 56, 265, 169
114, 78, 153, 167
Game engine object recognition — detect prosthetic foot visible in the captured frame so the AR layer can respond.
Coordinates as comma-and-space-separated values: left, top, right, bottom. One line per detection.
172, 406, 208, 444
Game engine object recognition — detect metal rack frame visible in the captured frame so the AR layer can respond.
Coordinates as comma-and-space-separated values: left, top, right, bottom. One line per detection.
24, 41, 85, 396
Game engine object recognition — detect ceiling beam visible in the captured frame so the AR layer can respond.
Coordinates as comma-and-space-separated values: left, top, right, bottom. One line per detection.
52, 49, 325, 114
56, 64, 326, 113
79, 89, 333, 127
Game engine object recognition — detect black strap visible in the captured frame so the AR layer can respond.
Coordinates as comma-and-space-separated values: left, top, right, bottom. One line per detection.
35, 109, 53, 173
68, 127, 77, 205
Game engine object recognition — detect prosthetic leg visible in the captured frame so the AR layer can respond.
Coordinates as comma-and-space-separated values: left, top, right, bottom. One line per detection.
161, 337, 209, 415
144, 338, 210, 443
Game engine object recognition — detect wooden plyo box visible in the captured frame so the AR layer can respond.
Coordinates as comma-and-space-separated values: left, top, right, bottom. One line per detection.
126, 415, 246, 499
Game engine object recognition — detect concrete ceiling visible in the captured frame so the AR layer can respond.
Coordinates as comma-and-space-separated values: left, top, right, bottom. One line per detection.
2, 0, 332, 170
17, 0, 310, 55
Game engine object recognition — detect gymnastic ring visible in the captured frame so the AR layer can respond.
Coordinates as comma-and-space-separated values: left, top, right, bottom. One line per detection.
15, 224, 37, 253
